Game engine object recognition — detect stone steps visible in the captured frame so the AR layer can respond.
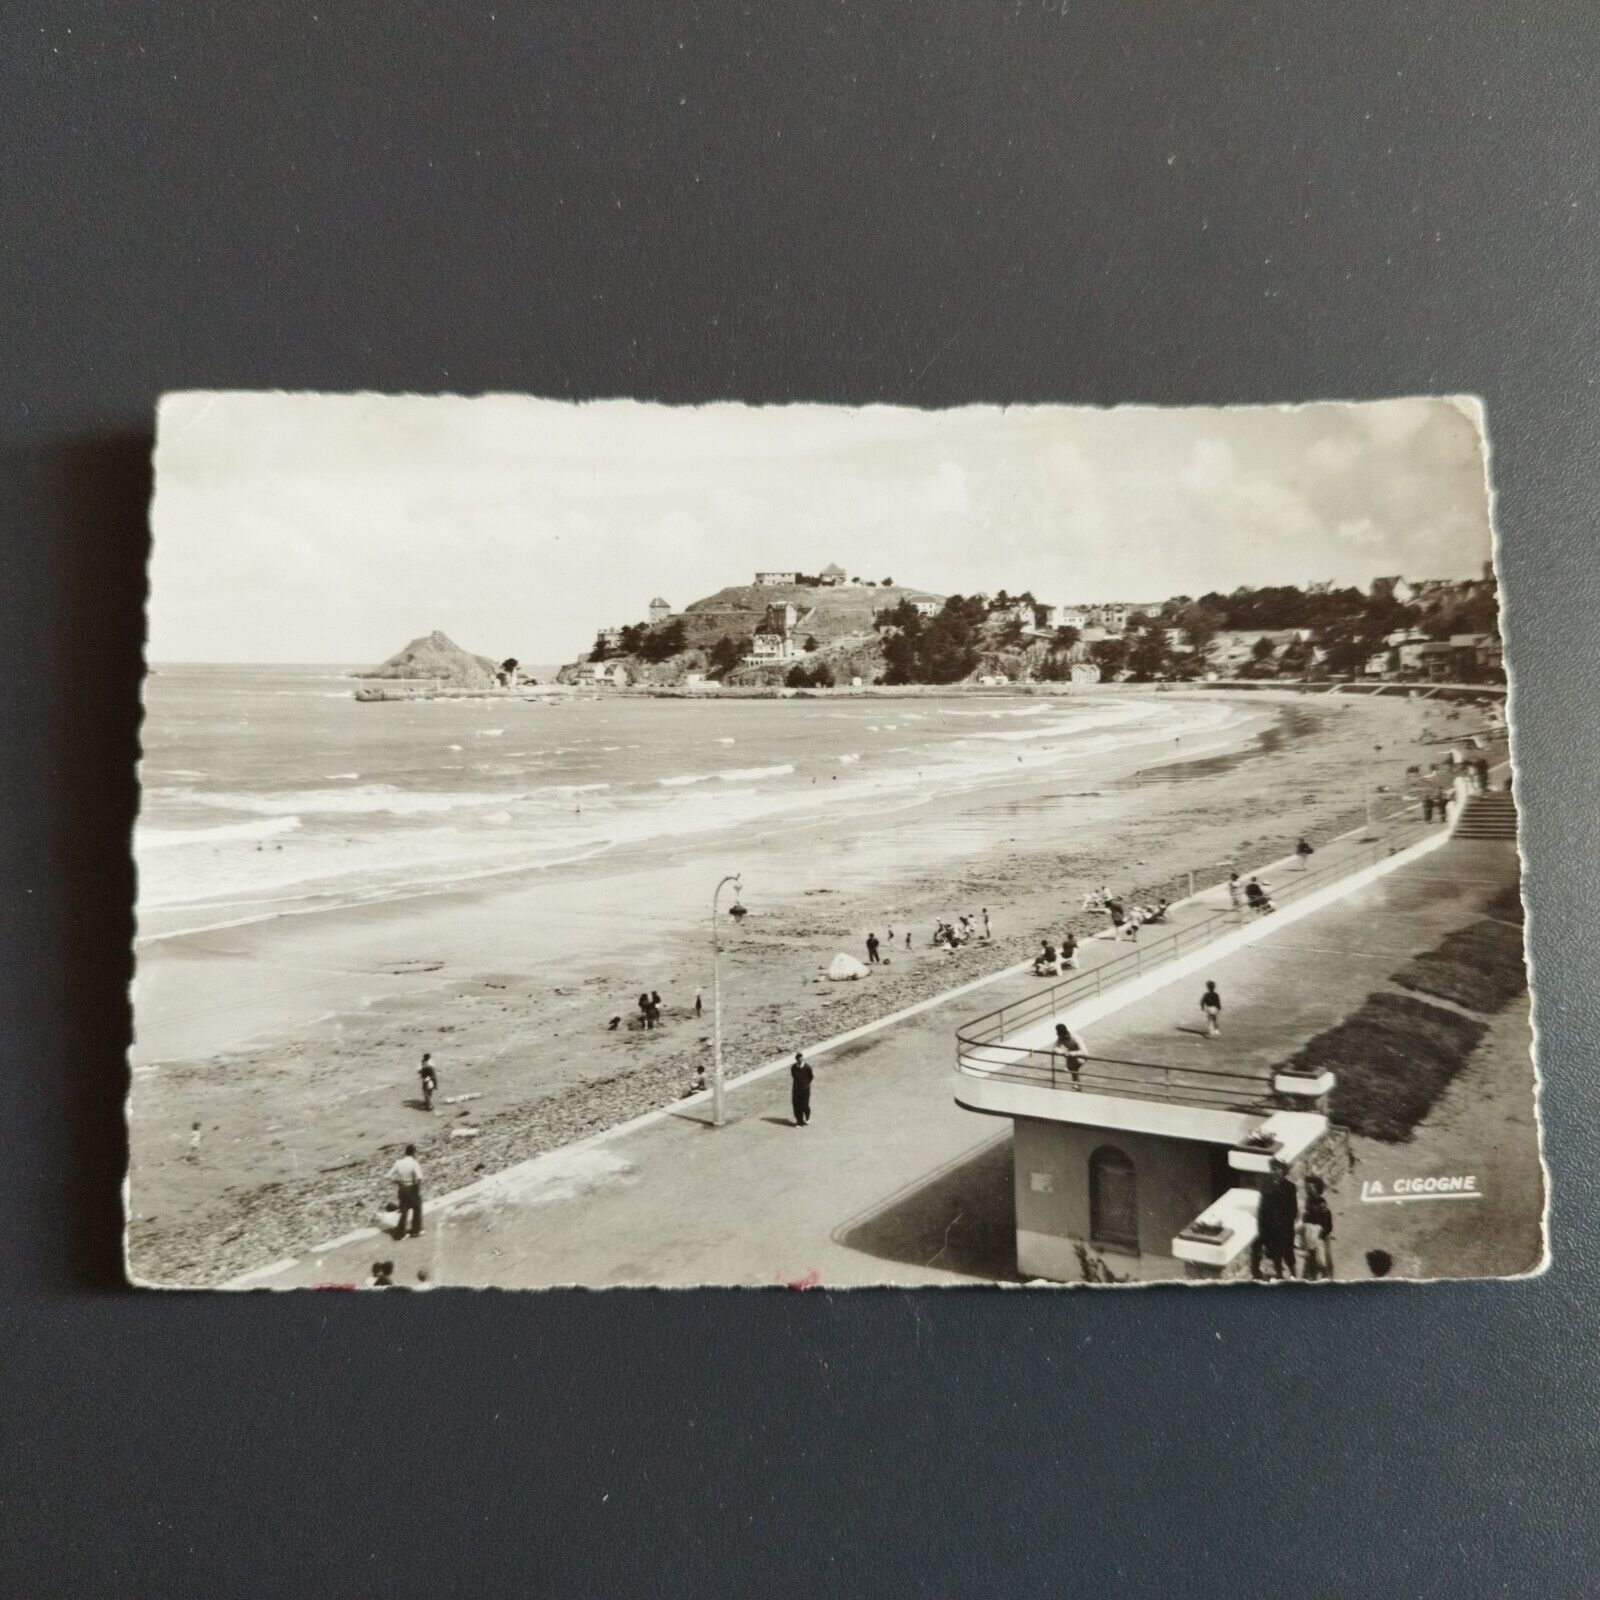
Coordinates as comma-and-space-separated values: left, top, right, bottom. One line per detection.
1455, 794, 1518, 839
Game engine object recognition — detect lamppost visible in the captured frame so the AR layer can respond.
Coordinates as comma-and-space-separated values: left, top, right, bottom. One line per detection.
710, 874, 748, 1127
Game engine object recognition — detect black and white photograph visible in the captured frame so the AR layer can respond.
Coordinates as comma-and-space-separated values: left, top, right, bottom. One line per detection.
128, 392, 1542, 1289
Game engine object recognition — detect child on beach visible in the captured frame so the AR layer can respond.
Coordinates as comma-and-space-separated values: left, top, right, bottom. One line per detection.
418, 1053, 437, 1112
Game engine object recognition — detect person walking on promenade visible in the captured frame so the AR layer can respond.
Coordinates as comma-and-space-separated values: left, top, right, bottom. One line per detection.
1301, 1175, 1335, 1280
1200, 981, 1222, 1038
866, 932, 881, 964
1253, 1159, 1298, 1280
390, 1144, 424, 1239
418, 1052, 438, 1112
790, 1052, 813, 1126
1294, 837, 1315, 871
1227, 870, 1243, 911
1053, 1022, 1086, 1090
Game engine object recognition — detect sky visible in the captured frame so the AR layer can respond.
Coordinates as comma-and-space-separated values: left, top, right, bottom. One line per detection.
148, 393, 1496, 664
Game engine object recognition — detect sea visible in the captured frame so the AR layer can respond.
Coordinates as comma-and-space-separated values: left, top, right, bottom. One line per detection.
135, 665, 1252, 941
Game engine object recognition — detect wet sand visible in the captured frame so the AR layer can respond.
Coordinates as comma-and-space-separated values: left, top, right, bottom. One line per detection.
127, 689, 1487, 1284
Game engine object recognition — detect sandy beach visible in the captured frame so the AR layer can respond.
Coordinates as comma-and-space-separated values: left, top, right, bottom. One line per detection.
127, 688, 1491, 1284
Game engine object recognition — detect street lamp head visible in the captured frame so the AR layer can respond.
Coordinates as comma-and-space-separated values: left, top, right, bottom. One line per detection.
728, 900, 748, 922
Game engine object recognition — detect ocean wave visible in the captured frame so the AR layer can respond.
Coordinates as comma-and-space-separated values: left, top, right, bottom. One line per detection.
838, 753, 860, 764
717, 737, 736, 744
719, 764, 795, 781
182, 784, 528, 817
944, 703, 1052, 718
475, 728, 505, 738
323, 772, 360, 780
139, 816, 302, 850
658, 773, 714, 787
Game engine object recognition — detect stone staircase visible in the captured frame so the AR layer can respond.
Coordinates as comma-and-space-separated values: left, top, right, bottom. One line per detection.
1454, 791, 1518, 840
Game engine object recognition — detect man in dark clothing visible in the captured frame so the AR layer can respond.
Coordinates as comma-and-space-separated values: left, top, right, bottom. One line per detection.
418, 1052, 438, 1112
639, 992, 653, 1030
1200, 981, 1222, 1038
865, 933, 881, 964
1254, 1159, 1299, 1280
790, 1052, 814, 1126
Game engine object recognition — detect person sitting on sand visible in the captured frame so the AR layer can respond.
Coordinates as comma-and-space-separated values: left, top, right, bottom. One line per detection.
1106, 897, 1127, 930
607, 1016, 622, 1031
1145, 900, 1170, 925
1081, 885, 1108, 912
1034, 941, 1059, 977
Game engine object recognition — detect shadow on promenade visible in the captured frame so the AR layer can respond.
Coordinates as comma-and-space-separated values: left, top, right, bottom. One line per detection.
833, 1132, 1020, 1283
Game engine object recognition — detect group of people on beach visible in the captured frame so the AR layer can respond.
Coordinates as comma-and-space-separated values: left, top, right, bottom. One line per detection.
930, 909, 991, 952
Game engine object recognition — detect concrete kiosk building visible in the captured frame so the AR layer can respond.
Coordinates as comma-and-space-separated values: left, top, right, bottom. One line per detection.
953, 963, 1336, 1282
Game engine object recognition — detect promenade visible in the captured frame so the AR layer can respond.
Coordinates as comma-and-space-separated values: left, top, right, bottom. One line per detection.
236, 795, 1532, 1290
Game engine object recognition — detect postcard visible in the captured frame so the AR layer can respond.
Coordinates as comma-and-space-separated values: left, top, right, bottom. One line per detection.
129, 394, 1542, 1288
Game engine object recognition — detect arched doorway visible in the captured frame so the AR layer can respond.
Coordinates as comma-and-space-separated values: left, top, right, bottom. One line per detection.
1089, 1145, 1138, 1253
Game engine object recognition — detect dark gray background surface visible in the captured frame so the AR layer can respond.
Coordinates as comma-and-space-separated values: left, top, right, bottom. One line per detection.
3, 4, 1597, 1595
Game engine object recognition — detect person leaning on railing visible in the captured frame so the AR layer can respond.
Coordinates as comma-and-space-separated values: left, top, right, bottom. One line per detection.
1052, 1022, 1086, 1090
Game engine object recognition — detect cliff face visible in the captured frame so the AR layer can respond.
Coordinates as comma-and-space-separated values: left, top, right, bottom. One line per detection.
356, 630, 501, 687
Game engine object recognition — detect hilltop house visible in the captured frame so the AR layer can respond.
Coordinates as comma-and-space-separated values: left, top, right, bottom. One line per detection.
1036, 604, 1088, 631
908, 594, 942, 617
1084, 604, 1132, 633
746, 601, 808, 664
1371, 575, 1416, 606
597, 626, 625, 650
648, 597, 672, 624
755, 569, 797, 586
818, 563, 847, 586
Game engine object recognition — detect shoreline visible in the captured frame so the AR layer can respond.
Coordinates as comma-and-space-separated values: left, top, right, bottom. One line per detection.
126, 690, 1494, 1285
132, 688, 1257, 947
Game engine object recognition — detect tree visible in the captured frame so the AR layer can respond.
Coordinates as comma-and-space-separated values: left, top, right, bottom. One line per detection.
708, 634, 746, 678
1252, 634, 1277, 661
881, 577, 893, 586
785, 661, 835, 689
804, 635, 819, 652
1053, 624, 1081, 652
637, 618, 687, 662
1089, 637, 1129, 679
589, 632, 611, 661
1127, 624, 1171, 682
618, 623, 646, 655
1176, 602, 1223, 660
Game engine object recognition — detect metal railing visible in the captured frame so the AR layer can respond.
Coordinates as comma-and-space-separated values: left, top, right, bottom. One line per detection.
954, 805, 1440, 1101
959, 1045, 1273, 1112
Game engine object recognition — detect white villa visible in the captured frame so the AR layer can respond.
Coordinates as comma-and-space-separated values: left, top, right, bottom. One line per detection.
754, 569, 798, 586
